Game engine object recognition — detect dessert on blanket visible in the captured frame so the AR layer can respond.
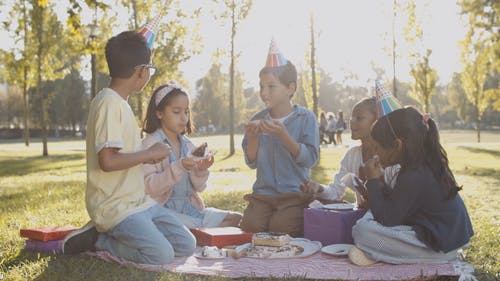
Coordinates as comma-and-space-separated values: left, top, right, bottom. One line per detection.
245, 232, 302, 258
252, 232, 291, 247
201, 246, 227, 258
191, 142, 208, 157
245, 243, 302, 258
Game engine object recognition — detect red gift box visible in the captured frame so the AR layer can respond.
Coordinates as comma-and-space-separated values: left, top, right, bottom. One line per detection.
20, 226, 78, 242
190, 227, 253, 247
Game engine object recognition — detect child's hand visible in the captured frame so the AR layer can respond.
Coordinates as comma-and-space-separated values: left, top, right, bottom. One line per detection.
300, 179, 324, 194
260, 120, 287, 138
362, 155, 383, 180
353, 176, 368, 200
145, 142, 170, 164
181, 157, 198, 170
197, 155, 214, 170
244, 120, 262, 137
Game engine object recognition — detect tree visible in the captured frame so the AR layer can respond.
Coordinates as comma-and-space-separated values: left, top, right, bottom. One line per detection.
213, 0, 252, 156
402, 0, 437, 114
461, 37, 492, 143
1, 0, 36, 146
192, 63, 225, 130
0, 86, 24, 128
459, 0, 500, 73
121, 0, 202, 126
31, 0, 68, 156
192, 61, 247, 134
447, 73, 475, 125
408, 49, 438, 113
49, 70, 88, 133
459, 0, 500, 138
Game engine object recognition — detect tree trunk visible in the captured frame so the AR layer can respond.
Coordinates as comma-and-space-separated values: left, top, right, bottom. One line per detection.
228, 1, 236, 156
131, 0, 144, 137
37, 6, 48, 156
476, 109, 481, 143
22, 0, 30, 147
392, 0, 397, 97
310, 13, 318, 117
91, 53, 97, 99
23, 68, 30, 147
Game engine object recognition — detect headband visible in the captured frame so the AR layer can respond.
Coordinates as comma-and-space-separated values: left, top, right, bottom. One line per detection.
155, 80, 185, 107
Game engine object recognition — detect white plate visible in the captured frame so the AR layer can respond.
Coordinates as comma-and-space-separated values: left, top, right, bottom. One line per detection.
193, 251, 226, 260
321, 244, 353, 256
322, 203, 356, 210
239, 238, 322, 259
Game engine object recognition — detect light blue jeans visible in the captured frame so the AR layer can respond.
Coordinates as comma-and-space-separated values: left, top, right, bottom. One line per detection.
95, 204, 196, 265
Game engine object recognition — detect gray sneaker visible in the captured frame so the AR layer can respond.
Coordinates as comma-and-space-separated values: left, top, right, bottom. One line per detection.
62, 221, 98, 254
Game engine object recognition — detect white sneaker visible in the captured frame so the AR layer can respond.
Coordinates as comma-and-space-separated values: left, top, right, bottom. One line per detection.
62, 221, 98, 254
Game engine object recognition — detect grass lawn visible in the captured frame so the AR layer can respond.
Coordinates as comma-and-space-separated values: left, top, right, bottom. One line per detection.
0, 130, 499, 281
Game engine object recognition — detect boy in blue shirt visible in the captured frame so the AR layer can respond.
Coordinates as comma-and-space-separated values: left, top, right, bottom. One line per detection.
240, 40, 319, 237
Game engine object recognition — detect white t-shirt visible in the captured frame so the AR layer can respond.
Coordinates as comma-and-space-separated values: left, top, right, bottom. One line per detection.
85, 88, 155, 232
318, 145, 400, 200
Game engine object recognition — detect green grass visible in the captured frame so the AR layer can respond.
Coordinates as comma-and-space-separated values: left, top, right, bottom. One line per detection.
0, 131, 499, 281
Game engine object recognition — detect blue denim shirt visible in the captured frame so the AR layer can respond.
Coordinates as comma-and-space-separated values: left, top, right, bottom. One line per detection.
242, 105, 319, 195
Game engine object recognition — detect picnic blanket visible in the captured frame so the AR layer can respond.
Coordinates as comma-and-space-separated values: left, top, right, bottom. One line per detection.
89, 249, 476, 280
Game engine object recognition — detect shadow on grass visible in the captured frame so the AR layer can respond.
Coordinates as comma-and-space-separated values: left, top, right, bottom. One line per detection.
456, 167, 500, 183
458, 146, 500, 159
0, 154, 84, 177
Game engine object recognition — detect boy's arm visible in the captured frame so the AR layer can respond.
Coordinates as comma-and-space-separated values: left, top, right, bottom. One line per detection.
245, 135, 260, 163
243, 121, 261, 166
98, 142, 169, 172
260, 120, 300, 157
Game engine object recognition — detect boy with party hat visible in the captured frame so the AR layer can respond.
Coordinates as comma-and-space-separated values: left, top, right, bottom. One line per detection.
240, 39, 319, 237
62, 20, 196, 264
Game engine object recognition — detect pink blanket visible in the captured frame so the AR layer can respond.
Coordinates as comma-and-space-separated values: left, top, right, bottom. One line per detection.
89, 249, 474, 280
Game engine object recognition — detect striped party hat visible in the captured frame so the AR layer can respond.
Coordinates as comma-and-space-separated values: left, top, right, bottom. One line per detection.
138, 13, 162, 49
375, 80, 402, 118
265, 39, 288, 68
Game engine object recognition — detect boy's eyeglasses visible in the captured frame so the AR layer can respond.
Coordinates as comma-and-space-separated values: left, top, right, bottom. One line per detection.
135, 64, 157, 76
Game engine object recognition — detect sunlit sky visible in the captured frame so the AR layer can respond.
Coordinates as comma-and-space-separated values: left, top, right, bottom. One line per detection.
0, 0, 468, 91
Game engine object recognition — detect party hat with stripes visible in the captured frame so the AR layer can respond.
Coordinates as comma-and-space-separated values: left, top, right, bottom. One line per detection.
375, 80, 403, 118
138, 13, 162, 49
265, 38, 288, 67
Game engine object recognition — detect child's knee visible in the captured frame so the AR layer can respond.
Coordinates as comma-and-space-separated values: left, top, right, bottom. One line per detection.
143, 242, 175, 264
182, 234, 197, 255
174, 231, 196, 257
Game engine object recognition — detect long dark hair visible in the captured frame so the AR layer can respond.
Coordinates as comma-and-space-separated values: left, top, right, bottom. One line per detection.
142, 85, 194, 135
371, 106, 461, 199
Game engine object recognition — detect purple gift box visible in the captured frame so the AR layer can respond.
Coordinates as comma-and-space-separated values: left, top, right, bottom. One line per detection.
25, 239, 63, 254
303, 208, 367, 246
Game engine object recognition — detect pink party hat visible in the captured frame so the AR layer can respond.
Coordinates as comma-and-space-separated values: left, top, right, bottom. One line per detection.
265, 39, 288, 67
138, 13, 162, 49
375, 80, 402, 118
